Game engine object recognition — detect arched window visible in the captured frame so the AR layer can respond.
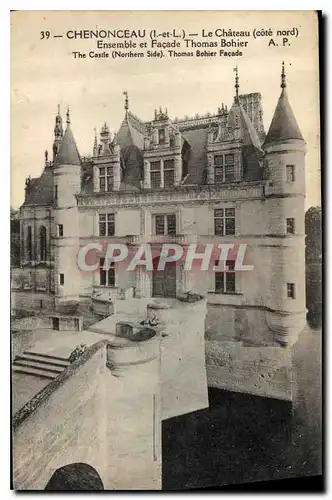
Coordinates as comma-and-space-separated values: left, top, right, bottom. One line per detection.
39, 226, 47, 261
27, 226, 32, 261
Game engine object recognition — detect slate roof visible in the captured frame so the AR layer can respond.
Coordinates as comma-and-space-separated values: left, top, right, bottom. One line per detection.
54, 124, 81, 166
24, 91, 291, 207
264, 88, 304, 146
22, 166, 54, 206
117, 111, 146, 151
181, 127, 209, 185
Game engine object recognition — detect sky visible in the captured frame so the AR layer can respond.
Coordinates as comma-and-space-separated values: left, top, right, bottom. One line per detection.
11, 10, 321, 209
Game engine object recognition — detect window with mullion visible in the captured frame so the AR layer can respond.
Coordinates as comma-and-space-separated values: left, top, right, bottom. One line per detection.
100, 258, 115, 287
99, 213, 115, 236
214, 153, 235, 183
215, 260, 236, 293
99, 166, 113, 192
155, 214, 176, 235
214, 208, 235, 236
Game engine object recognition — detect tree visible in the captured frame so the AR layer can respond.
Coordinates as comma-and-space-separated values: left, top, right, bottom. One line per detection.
305, 206, 322, 328
11, 207, 20, 267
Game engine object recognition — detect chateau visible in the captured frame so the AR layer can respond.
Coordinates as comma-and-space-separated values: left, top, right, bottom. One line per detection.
12, 64, 307, 348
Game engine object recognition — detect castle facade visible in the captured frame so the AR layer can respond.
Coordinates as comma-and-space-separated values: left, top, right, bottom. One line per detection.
13, 65, 307, 347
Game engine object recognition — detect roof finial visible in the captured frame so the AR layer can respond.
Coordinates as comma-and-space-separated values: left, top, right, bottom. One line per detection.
66, 106, 70, 125
281, 61, 286, 89
123, 90, 129, 111
57, 104, 60, 115
93, 127, 98, 156
234, 66, 239, 102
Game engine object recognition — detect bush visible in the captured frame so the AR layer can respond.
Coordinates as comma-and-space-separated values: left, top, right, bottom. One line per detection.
69, 343, 87, 363
177, 291, 204, 303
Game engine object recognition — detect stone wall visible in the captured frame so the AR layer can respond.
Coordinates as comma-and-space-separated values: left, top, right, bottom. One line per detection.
13, 338, 161, 491
11, 291, 55, 316
205, 340, 292, 401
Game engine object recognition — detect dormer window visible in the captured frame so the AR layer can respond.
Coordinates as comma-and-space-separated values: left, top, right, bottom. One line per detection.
99, 166, 113, 192
158, 129, 165, 145
214, 153, 235, 183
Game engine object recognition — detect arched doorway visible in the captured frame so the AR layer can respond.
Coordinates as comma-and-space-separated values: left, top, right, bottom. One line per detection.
152, 257, 176, 298
44, 463, 104, 491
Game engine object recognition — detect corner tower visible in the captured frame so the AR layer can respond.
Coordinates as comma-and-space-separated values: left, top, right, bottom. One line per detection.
52, 107, 81, 308
263, 62, 307, 346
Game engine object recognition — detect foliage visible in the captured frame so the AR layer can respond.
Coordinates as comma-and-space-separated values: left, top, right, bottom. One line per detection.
69, 343, 87, 363
11, 207, 20, 267
177, 291, 204, 303
305, 206, 322, 328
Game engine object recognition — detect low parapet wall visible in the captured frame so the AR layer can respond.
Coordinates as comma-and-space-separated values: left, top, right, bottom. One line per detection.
13, 332, 161, 491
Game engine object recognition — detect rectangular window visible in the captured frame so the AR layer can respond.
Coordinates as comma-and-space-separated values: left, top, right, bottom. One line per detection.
286, 165, 295, 182
54, 185, 58, 202
164, 159, 175, 187
215, 260, 236, 294
99, 213, 115, 236
286, 218, 295, 234
151, 161, 161, 188
158, 129, 165, 145
214, 155, 223, 166
58, 224, 63, 237
214, 208, 235, 236
59, 273, 64, 286
100, 258, 115, 287
287, 283, 295, 299
99, 166, 113, 192
167, 214, 176, 235
155, 215, 165, 235
214, 154, 235, 183
155, 214, 176, 235
214, 167, 224, 183
224, 154, 235, 182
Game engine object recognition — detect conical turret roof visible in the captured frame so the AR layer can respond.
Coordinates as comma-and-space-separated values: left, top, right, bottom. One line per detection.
264, 64, 304, 146
54, 112, 81, 166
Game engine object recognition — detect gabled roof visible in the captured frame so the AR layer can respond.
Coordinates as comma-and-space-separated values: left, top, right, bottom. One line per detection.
227, 102, 262, 150
264, 88, 304, 146
54, 124, 81, 166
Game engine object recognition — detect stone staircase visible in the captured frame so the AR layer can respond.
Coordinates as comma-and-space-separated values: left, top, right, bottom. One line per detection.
12, 351, 70, 381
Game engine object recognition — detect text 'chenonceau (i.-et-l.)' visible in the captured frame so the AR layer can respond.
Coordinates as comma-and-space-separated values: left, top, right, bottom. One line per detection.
38, 27, 301, 60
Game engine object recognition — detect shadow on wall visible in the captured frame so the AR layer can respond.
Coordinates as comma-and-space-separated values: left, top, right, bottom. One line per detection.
44, 463, 104, 491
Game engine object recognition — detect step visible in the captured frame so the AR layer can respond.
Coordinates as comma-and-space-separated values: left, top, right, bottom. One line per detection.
16, 353, 70, 368
23, 351, 70, 363
13, 360, 64, 374
12, 366, 58, 380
